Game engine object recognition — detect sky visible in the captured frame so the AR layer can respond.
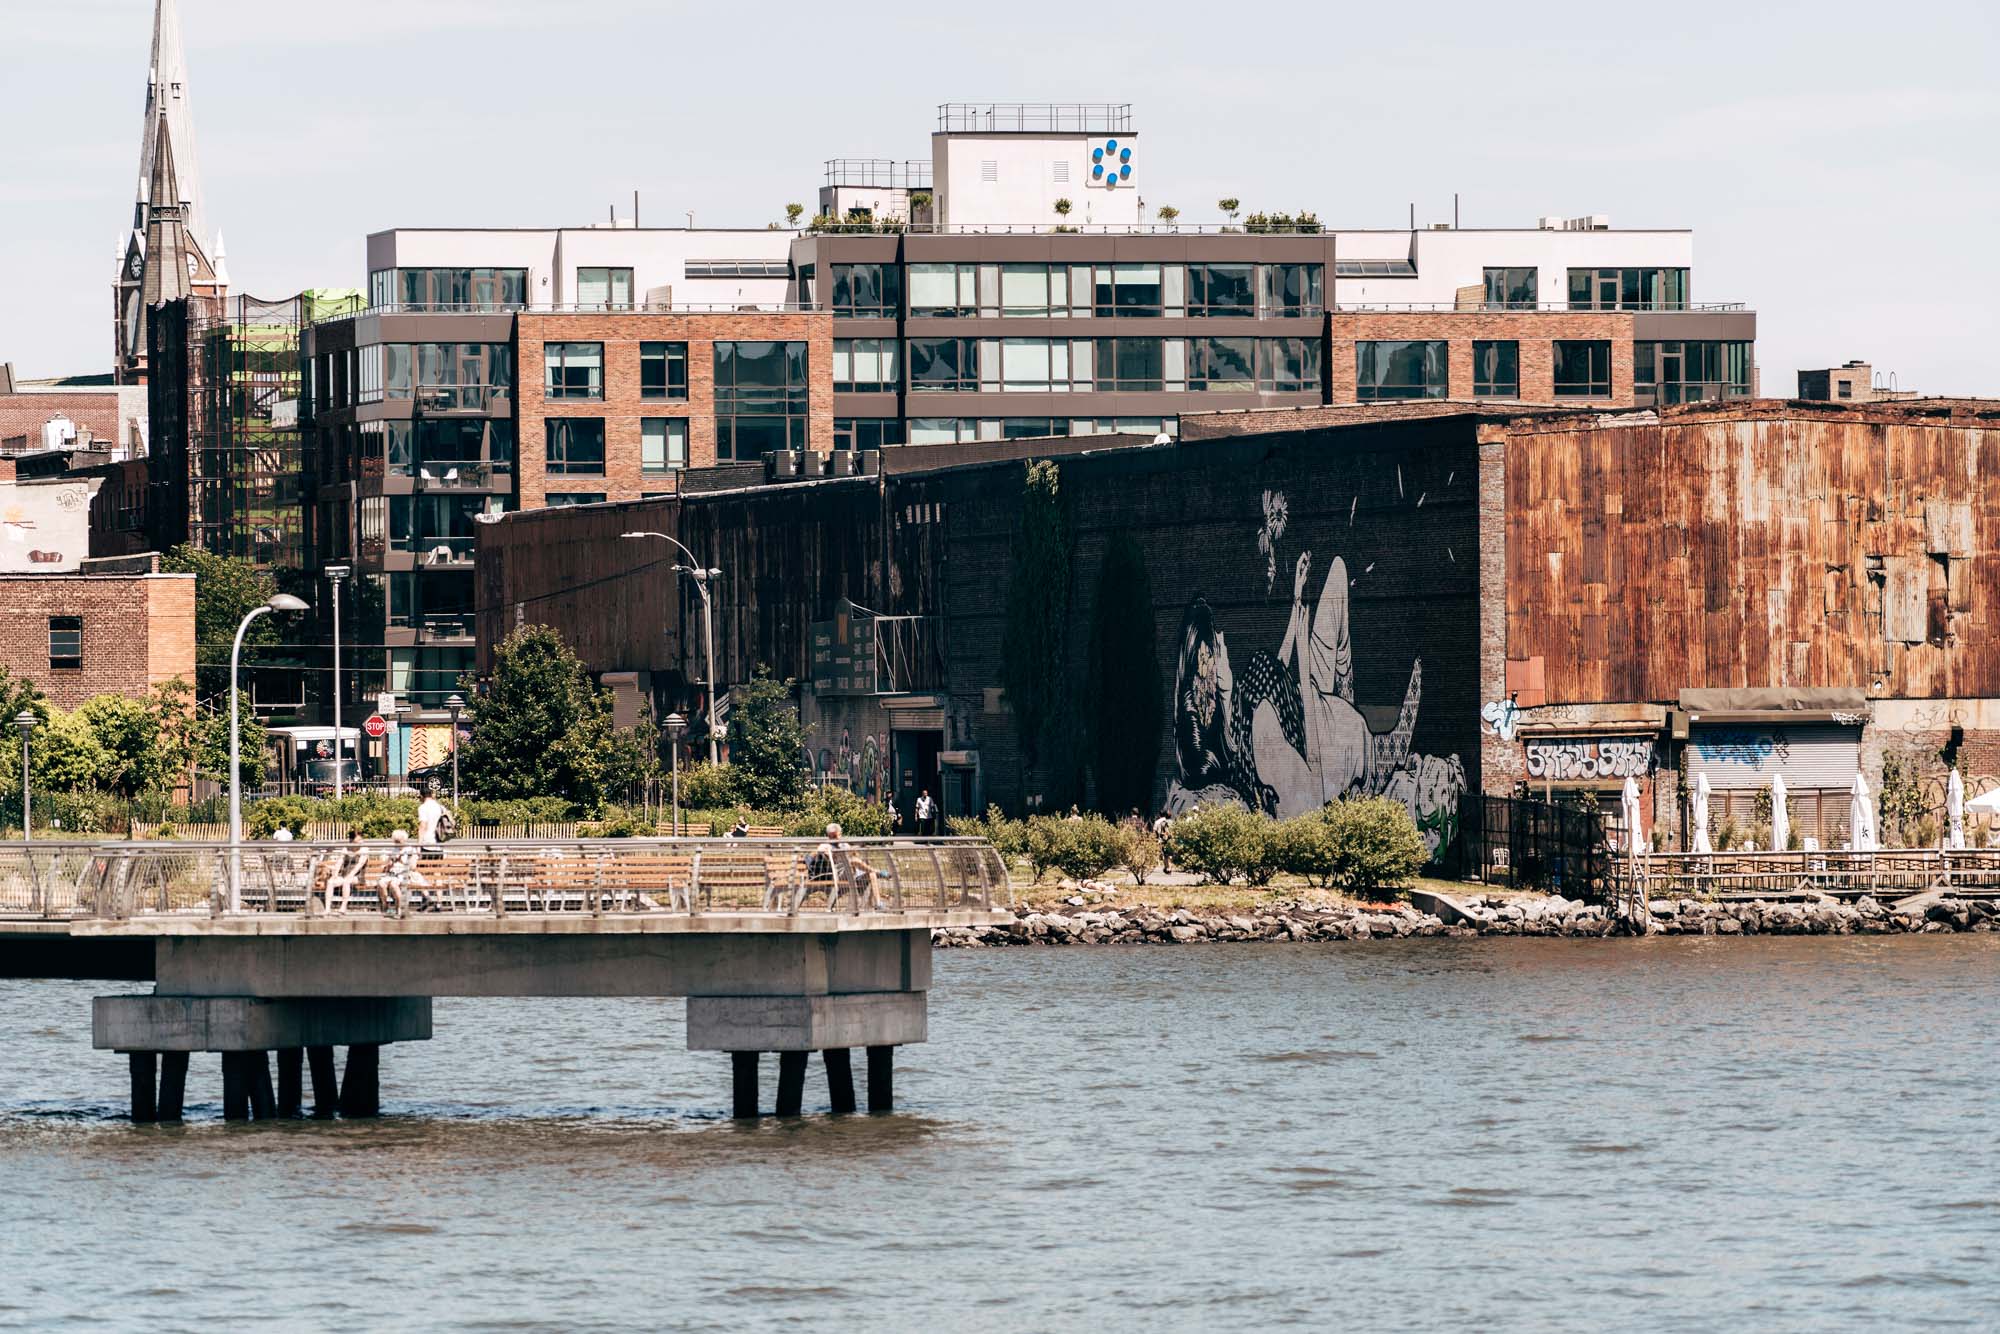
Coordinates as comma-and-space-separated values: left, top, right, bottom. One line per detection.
1, 0, 1996, 393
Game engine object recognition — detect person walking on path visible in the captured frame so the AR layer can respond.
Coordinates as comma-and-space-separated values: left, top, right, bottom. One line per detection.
1152, 812, 1174, 872
916, 790, 937, 836
416, 787, 448, 860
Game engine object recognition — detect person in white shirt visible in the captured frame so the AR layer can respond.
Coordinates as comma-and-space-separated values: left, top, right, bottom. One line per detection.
373, 830, 427, 917
915, 790, 936, 835
416, 788, 447, 860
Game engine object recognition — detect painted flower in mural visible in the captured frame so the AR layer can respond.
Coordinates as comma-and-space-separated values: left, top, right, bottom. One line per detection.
1257, 490, 1289, 592
1090, 139, 1133, 188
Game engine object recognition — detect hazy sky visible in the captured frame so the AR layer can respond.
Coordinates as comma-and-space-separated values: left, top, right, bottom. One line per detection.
3, 0, 1995, 393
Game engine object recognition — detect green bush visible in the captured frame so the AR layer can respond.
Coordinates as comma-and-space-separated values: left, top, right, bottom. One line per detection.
948, 805, 1028, 861
678, 762, 744, 809
1164, 805, 1278, 885
1321, 796, 1429, 899
461, 797, 579, 826
1019, 814, 1129, 882
248, 795, 318, 838
787, 787, 891, 838
1268, 812, 1339, 887
1119, 826, 1161, 884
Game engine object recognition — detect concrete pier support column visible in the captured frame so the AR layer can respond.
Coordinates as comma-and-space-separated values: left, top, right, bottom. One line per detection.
157, 1052, 188, 1122
221, 1052, 250, 1121
731, 1052, 759, 1119
338, 1044, 381, 1118
128, 1052, 157, 1123
824, 1048, 856, 1114
775, 1051, 808, 1117
306, 1046, 338, 1117
247, 1052, 277, 1120
275, 1049, 304, 1118
867, 1045, 894, 1113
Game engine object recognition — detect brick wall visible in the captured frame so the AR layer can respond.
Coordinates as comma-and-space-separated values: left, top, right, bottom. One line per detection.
514, 312, 834, 509
0, 392, 126, 452
0, 573, 195, 708
1329, 311, 1637, 407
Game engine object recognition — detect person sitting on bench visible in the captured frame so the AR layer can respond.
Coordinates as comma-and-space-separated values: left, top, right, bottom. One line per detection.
813, 822, 880, 911
373, 830, 427, 917
322, 832, 369, 913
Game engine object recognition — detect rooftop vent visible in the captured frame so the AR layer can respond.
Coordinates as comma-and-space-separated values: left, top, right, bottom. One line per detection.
1539, 214, 1611, 231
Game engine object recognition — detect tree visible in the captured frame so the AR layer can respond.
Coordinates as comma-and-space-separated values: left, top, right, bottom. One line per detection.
77, 694, 177, 798
726, 667, 809, 809
1002, 461, 1079, 797
1053, 197, 1073, 224
1217, 197, 1240, 224
30, 708, 111, 795
1155, 204, 1180, 226
161, 545, 280, 700
1086, 531, 1164, 815
458, 625, 635, 807
784, 202, 805, 228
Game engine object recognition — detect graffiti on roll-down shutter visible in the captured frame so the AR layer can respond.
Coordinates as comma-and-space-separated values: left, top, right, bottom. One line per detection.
1524, 737, 1655, 781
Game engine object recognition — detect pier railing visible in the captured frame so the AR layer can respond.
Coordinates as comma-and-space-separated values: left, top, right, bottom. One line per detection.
1633, 847, 2000, 901
0, 838, 1011, 921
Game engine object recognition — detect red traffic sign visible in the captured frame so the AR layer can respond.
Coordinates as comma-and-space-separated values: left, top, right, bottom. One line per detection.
362, 714, 390, 739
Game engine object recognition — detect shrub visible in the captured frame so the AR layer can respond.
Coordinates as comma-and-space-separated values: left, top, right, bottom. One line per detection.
787, 787, 891, 838
949, 805, 1028, 861
460, 797, 579, 826
1164, 805, 1277, 885
1037, 814, 1127, 881
1268, 812, 1339, 887
1321, 796, 1429, 899
248, 795, 318, 839
678, 762, 744, 809
1120, 828, 1161, 884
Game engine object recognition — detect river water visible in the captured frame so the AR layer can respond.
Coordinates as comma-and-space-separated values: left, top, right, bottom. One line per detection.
2, 935, 1995, 1331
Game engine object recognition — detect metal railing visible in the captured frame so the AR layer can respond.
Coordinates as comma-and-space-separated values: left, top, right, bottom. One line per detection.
1333, 301, 1752, 314
1635, 848, 2000, 901
413, 461, 499, 489
0, 838, 1011, 921
938, 103, 1133, 133
313, 301, 820, 324
824, 159, 932, 189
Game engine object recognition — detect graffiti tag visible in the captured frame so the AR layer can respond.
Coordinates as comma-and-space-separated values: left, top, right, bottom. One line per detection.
1692, 731, 1791, 768
1480, 698, 1521, 742
1525, 737, 1654, 781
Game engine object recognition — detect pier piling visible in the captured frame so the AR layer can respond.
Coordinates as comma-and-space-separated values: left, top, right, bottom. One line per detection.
247, 1052, 277, 1120
275, 1048, 304, 1117
731, 1051, 758, 1119
775, 1051, 808, 1116
866, 1045, 894, 1113
306, 1045, 338, 1117
338, 1043, 381, 1118
221, 1052, 249, 1121
824, 1048, 856, 1114
128, 1052, 157, 1123
158, 1052, 188, 1121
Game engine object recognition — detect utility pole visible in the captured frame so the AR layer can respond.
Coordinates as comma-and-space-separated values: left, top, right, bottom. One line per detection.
327, 565, 349, 799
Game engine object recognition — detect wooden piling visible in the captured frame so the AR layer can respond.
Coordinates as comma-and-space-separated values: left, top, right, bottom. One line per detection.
247, 1052, 277, 1120
221, 1052, 249, 1121
775, 1051, 807, 1117
275, 1048, 304, 1118
824, 1048, 856, 1114
157, 1052, 188, 1122
338, 1043, 381, 1118
128, 1051, 158, 1123
866, 1045, 894, 1113
730, 1051, 759, 1119
306, 1045, 338, 1117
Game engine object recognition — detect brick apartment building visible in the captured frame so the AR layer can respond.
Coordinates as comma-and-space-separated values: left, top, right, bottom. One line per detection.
0, 568, 195, 709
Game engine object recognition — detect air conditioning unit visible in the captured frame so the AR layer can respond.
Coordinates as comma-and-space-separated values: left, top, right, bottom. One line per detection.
828, 449, 858, 476
769, 451, 800, 480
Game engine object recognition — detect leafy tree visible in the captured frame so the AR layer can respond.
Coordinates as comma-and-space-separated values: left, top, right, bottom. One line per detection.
188, 692, 269, 788
77, 694, 177, 798
726, 667, 809, 809
1001, 461, 1079, 797
31, 708, 111, 794
458, 625, 636, 807
161, 545, 280, 700
1053, 197, 1073, 218
1217, 197, 1240, 224
0, 669, 45, 802
784, 202, 805, 228
1086, 530, 1163, 816
1155, 204, 1179, 224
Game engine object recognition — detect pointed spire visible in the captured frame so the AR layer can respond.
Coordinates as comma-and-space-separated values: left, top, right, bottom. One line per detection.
211, 229, 229, 285
142, 113, 192, 307
126, 0, 209, 275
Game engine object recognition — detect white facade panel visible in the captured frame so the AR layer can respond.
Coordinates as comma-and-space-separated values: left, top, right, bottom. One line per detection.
934, 133, 1142, 228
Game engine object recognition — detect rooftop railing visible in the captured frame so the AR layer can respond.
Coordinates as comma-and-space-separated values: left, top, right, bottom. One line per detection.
938, 102, 1133, 133
0, 838, 1012, 921
310, 301, 821, 325
824, 159, 932, 189
1334, 301, 1751, 314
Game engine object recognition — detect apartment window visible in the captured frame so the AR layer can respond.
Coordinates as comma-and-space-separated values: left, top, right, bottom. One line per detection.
1633, 341, 1752, 404
388, 267, 527, 310
834, 418, 906, 450
1483, 268, 1538, 310
908, 263, 977, 316
1837, 380, 1853, 399
1092, 338, 1166, 391
831, 263, 901, 317
908, 417, 974, 445
545, 417, 606, 474
1091, 263, 1169, 317
833, 338, 901, 391
1187, 264, 1256, 317
908, 337, 979, 392
1000, 264, 1068, 318
1553, 340, 1613, 397
48, 616, 82, 668
1356, 341, 1448, 400
713, 341, 809, 459
1258, 338, 1322, 392
1567, 267, 1689, 311
642, 418, 688, 472
544, 343, 603, 400
1260, 263, 1325, 316
1473, 341, 1520, 397
998, 338, 1072, 391
575, 267, 634, 310
545, 493, 606, 507
1189, 336, 1257, 392
640, 342, 688, 399
384, 342, 513, 408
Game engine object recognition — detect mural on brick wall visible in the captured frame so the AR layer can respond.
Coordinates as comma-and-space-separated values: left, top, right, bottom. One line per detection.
1164, 489, 1468, 856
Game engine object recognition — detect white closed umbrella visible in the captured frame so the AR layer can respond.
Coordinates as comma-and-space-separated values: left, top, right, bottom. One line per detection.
1690, 771, 1712, 854
1769, 772, 1790, 853
1849, 773, 1877, 851
1947, 768, 1965, 850
1621, 776, 1644, 858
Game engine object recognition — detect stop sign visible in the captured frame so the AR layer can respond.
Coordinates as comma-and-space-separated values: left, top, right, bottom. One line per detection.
362, 714, 389, 739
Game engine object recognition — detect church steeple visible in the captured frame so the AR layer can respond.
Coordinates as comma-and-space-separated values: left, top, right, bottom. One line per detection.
131, 0, 209, 258
142, 114, 192, 308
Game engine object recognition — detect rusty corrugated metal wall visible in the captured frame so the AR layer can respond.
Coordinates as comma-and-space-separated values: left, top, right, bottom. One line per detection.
1505, 402, 2000, 703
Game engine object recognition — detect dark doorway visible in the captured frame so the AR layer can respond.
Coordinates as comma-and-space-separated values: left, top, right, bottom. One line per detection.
894, 729, 942, 830
944, 765, 976, 820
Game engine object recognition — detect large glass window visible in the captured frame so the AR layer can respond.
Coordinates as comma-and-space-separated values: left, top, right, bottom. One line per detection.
1258, 338, 1322, 392
999, 264, 1068, 317
908, 263, 976, 316
1567, 267, 1689, 311
386, 268, 527, 311
1473, 341, 1520, 397
640, 342, 687, 399
998, 338, 1071, 391
908, 338, 978, 392
1190, 337, 1257, 392
1188, 264, 1256, 316
575, 267, 633, 310
1092, 338, 1166, 391
543, 342, 603, 400
833, 338, 901, 391
545, 493, 607, 507
834, 418, 905, 450
1092, 263, 1167, 317
1634, 340, 1753, 404
1259, 263, 1325, 316
714, 341, 810, 459
641, 418, 688, 472
1553, 340, 1613, 396
545, 417, 606, 474
383, 342, 512, 407
1356, 341, 1448, 400
1483, 268, 1538, 310
831, 263, 901, 317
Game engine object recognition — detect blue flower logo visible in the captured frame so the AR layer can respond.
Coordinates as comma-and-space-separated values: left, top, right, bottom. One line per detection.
1090, 139, 1133, 188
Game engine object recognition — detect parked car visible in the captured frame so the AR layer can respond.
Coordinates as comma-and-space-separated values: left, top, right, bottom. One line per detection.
405, 761, 454, 794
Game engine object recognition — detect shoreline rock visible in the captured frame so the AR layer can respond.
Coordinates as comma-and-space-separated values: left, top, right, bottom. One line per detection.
933, 889, 1998, 948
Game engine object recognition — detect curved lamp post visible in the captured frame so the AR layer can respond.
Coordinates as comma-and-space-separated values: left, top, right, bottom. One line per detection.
664, 711, 687, 836
229, 593, 309, 911
13, 711, 36, 845
622, 531, 722, 766
445, 692, 465, 810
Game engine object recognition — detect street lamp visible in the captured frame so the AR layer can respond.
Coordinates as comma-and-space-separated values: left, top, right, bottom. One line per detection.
664, 711, 686, 837
229, 593, 309, 911
13, 711, 36, 844
444, 693, 464, 810
622, 531, 722, 766
326, 564, 350, 800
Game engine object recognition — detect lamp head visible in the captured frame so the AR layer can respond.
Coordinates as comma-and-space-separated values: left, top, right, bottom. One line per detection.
445, 693, 465, 713
664, 711, 687, 738
12, 710, 36, 739
267, 593, 309, 613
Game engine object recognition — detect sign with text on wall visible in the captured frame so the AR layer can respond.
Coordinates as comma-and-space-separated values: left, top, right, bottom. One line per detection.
1524, 736, 1655, 782
810, 599, 878, 696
